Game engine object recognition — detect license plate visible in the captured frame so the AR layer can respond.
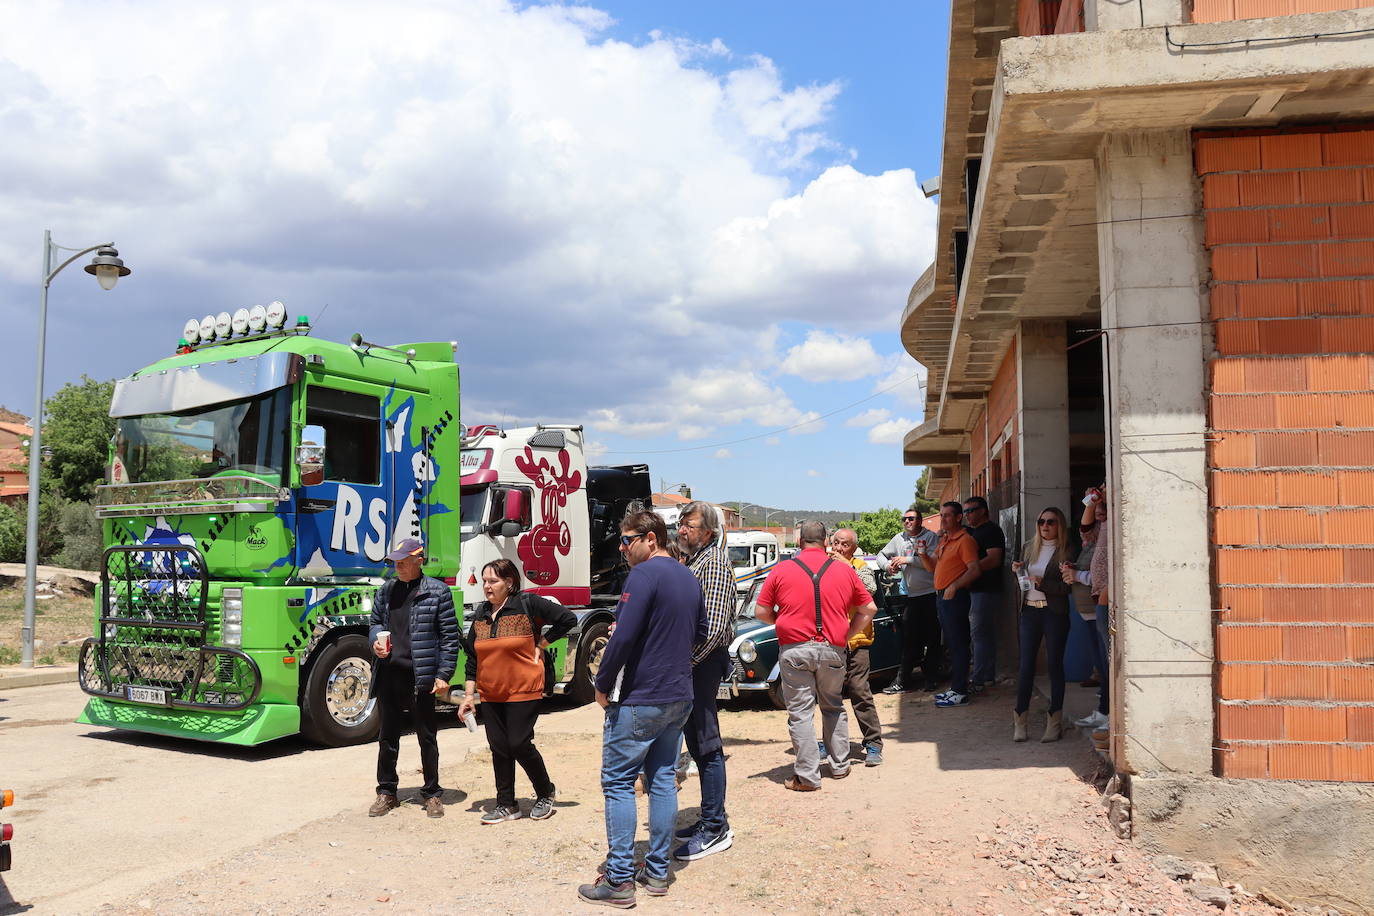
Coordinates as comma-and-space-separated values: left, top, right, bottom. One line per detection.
126, 685, 169, 705
716, 683, 734, 701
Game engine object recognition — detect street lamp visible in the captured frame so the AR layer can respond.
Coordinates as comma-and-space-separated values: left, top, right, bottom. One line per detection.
21, 231, 131, 667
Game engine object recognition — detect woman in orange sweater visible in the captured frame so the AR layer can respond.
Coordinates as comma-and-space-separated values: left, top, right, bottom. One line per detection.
457, 558, 576, 825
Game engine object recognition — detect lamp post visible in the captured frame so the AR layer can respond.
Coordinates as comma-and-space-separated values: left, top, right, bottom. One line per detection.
21, 231, 131, 667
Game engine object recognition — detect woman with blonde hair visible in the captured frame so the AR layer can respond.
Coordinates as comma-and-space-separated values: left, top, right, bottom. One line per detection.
1010, 506, 1075, 743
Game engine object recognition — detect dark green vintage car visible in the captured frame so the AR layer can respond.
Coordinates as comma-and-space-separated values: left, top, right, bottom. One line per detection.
718, 562, 903, 709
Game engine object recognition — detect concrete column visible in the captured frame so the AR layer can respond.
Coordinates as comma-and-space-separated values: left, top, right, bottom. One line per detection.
1095, 130, 1213, 777
1086, 0, 1186, 30
958, 454, 973, 503
1016, 320, 1071, 545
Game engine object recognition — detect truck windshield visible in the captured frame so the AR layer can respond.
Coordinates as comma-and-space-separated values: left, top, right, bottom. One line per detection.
727, 546, 752, 567
113, 389, 292, 484
460, 488, 487, 542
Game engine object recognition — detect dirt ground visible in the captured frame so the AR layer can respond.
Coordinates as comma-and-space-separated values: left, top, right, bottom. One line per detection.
1, 682, 1315, 916
0, 583, 91, 666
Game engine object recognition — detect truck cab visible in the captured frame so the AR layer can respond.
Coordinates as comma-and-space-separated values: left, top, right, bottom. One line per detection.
457, 424, 650, 701
78, 308, 462, 746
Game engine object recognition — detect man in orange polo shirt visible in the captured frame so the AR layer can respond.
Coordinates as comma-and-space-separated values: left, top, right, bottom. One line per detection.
919, 502, 981, 708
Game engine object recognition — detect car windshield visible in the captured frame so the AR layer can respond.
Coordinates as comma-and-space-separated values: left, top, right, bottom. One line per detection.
727, 545, 752, 567
459, 488, 487, 542
112, 389, 291, 484
737, 581, 764, 619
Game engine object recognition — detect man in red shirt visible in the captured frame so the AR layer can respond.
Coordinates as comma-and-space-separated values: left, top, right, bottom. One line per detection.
756, 521, 877, 791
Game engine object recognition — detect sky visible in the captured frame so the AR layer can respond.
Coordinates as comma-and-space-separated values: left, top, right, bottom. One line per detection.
0, 0, 950, 513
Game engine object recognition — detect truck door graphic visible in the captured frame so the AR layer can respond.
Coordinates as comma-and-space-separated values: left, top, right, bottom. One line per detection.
295, 385, 402, 576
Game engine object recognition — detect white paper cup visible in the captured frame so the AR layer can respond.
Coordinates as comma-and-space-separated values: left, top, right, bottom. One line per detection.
463, 710, 478, 732
377, 630, 391, 655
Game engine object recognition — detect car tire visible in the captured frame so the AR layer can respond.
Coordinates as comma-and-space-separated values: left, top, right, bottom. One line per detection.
767, 678, 786, 710
570, 619, 611, 706
300, 634, 381, 746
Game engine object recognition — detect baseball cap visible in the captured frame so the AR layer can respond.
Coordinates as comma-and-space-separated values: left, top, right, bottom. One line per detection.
385, 538, 425, 562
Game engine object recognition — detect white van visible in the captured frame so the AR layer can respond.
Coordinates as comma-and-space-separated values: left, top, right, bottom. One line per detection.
726, 530, 780, 595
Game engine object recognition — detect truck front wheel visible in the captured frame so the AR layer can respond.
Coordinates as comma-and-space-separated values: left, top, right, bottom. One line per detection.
300, 634, 380, 746
570, 620, 611, 706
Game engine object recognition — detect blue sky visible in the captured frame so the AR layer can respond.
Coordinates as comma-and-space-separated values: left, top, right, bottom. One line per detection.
0, 0, 951, 512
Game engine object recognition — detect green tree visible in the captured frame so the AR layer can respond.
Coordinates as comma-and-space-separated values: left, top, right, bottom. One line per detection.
43, 376, 116, 499
54, 500, 104, 571
912, 467, 940, 517
835, 507, 905, 555
0, 493, 66, 563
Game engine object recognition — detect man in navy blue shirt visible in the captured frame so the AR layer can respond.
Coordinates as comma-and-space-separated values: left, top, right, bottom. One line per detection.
578, 511, 706, 908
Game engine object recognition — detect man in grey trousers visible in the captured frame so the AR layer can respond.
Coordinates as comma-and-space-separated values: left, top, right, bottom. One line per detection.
755, 521, 877, 791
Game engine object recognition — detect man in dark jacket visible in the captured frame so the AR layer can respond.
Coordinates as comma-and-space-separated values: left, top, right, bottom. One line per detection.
578, 512, 706, 907
367, 538, 460, 819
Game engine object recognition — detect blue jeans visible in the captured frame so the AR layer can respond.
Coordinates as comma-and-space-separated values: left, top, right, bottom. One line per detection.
601, 700, 692, 883
684, 648, 730, 835
968, 590, 998, 685
936, 590, 972, 695
1016, 604, 1071, 714
1095, 604, 1111, 716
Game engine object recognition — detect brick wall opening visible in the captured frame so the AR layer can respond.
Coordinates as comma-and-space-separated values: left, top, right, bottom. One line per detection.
1200, 123, 1374, 783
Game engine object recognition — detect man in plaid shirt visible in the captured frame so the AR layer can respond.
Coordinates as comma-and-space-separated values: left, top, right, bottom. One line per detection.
673, 500, 737, 862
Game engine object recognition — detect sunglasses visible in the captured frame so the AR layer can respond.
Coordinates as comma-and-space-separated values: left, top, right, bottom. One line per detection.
1038, 518, 1058, 526
619, 533, 647, 546
902, 516, 918, 522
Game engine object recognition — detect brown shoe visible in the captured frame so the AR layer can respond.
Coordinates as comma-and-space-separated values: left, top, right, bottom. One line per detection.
369, 793, 399, 817
784, 777, 820, 792
424, 797, 444, 818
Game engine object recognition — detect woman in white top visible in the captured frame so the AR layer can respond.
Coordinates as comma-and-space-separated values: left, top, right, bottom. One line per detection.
1010, 507, 1074, 743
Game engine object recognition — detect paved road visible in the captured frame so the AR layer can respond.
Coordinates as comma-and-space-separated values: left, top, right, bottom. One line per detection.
0, 683, 602, 914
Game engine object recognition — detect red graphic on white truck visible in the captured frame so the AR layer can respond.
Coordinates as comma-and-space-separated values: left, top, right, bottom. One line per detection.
513, 446, 582, 585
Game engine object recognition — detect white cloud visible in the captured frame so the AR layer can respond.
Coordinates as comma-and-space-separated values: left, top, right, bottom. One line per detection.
781, 330, 882, 382
872, 356, 929, 412
845, 407, 892, 428
713, 448, 732, 459
585, 439, 608, 460
806, 469, 821, 477
867, 417, 915, 445
0, 0, 935, 463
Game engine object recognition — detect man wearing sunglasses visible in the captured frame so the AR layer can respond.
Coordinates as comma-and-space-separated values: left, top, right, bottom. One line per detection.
672, 501, 736, 864
878, 508, 942, 694
918, 503, 982, 708
579, 512, 707, 907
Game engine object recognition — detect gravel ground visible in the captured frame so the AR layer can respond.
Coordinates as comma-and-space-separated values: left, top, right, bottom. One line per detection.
69, 687, 1324, 916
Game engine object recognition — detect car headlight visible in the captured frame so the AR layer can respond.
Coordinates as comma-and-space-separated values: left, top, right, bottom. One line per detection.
222, 588, 243, 647
737, 639, 757, 663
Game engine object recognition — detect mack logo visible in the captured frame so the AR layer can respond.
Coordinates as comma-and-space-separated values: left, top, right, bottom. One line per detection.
244, 525, 268, 551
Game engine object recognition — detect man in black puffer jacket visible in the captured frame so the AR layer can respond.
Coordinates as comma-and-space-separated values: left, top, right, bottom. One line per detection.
367, 538, 460, 818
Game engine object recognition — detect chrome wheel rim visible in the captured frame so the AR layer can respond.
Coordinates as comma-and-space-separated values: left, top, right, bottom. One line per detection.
324, 655, 375, 727
584, 633, 609, 687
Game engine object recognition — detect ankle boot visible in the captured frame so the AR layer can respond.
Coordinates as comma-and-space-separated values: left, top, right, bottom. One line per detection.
1041, 710, 1063, 742
1013, 710, 1028, 742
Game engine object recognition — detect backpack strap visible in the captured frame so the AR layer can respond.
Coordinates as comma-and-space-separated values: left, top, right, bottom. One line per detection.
788, 556, 837, 642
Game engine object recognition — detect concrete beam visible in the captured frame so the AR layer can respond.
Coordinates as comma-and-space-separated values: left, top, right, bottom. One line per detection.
1016, 320, 1072, 545
1096, 130, 1213, 778
1085, 0, 1186, 31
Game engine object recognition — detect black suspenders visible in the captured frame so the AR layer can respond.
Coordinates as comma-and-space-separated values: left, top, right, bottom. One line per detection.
788, 556, 836, 642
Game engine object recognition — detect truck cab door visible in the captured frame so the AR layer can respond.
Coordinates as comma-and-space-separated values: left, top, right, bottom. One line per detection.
294, 385, 398, 577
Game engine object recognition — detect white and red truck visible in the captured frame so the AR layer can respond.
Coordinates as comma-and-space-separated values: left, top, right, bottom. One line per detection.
457, 424, 651, 703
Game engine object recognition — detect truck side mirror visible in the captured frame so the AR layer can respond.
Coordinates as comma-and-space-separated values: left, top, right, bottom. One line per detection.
503, 488, 528, 526
498, 520, 522, 538
298, 424, 327, 487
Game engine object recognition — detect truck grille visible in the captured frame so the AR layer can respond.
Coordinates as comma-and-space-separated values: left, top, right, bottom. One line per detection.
79, 544, 261, 710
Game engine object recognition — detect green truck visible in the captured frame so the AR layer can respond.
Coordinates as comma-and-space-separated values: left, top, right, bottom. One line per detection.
78, 306, 488, 746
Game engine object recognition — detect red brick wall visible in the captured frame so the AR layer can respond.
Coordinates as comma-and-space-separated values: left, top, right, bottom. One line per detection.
970, 406, 989, 496
1200, 125, 1374, 782
1194, 0, 1374, 22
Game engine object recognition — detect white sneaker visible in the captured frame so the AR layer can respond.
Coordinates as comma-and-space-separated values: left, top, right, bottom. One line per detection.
1074, 710, 1108, 730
